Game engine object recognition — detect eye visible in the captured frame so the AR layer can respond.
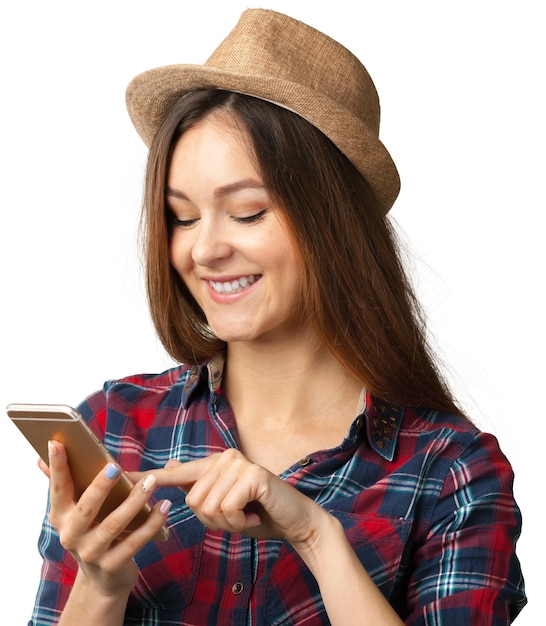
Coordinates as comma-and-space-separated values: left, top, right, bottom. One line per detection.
172, 217, 199, 228
232, 209, 268, 224
169, 210, 199, 229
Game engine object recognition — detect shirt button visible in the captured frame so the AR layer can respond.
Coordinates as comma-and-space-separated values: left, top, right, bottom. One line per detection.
232, 582, 244, 595
298, 455, 311, 466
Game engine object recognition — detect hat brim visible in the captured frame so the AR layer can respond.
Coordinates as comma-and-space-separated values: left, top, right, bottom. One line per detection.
126, 64, 400, 213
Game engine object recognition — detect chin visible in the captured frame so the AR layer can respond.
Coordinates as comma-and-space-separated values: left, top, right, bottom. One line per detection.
210, 326, 259, 344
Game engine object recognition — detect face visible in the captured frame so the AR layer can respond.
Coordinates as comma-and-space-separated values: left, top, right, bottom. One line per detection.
167, 112, 303, 345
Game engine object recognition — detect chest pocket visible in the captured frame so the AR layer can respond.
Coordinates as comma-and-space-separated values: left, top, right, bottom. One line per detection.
264, 513, 411, 625
128, 487, 205, 610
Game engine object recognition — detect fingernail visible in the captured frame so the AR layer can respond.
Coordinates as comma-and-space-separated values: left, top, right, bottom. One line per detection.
105, 463, 120, 480
142, 475, 157, 493
47, 441, 58, 457
160, 499, 172, 515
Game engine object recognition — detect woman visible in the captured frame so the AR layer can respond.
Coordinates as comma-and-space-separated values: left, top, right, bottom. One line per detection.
31, 9, 526, 625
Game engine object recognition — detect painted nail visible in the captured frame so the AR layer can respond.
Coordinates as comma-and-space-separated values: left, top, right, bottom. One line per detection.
160, 499, 172, 515
47, 441, 58, 457
105, 463, 120, 480
141, 475, 157, 493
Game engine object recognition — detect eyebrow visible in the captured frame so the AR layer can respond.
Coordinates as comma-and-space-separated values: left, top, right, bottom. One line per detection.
166, 178, 266, 201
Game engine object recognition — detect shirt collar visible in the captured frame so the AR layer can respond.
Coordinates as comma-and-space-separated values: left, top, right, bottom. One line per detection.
363, 392, 404, 461
182, 355, 403, 462
182, 354, 224, 407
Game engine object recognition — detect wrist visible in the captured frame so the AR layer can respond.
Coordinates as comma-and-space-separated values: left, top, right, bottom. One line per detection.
58, 570, 132, 626
73, 567, 134, 606
290, 508, 344, 570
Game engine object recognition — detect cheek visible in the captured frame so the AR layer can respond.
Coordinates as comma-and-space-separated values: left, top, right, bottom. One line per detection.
169, 243, 202, 304
276, 248, 304, 298
169, 233, 191, 276
287, 251, 307, 308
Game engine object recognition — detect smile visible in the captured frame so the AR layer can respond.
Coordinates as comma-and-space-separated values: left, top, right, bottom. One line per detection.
208, 275, 260, 294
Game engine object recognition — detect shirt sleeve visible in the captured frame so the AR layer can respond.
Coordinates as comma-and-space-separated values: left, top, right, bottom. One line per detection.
404, 430, 527, 625
28, 502, 78, 625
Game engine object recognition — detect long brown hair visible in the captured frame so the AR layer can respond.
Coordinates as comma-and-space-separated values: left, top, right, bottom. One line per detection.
142, 89, 463, 416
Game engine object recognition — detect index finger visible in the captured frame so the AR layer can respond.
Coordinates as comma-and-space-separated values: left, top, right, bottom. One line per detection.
152, 455, 220, 491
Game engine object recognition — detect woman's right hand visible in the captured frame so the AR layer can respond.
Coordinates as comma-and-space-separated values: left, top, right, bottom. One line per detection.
42, 440, 171, 599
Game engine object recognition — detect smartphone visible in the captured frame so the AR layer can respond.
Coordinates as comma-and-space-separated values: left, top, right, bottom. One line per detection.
7, 403, 169, 542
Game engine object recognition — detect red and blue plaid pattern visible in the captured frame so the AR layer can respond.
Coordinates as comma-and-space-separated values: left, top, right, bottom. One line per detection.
29, 356, 526, 625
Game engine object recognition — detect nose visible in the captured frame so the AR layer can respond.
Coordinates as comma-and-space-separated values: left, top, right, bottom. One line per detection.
191, 216, 233, 267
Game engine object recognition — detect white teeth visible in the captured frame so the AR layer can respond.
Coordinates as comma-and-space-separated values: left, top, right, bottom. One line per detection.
209, 275, 258, 294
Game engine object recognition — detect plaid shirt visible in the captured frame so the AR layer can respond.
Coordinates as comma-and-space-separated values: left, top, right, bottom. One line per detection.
30, 356, 526, 625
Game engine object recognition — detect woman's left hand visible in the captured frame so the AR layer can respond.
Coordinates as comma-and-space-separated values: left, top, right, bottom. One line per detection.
148, 449, 327, 545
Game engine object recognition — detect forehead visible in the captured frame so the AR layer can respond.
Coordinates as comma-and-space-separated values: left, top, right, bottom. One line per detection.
169, 111, 259, 175
166, 113, 272, 211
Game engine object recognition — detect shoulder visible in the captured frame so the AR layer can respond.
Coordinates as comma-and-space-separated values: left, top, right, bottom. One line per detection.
373, 401, 517, 490
399, 404, 516, 496
401, 404, 485, 456
104, 363, 193, 393
404, 404, 477, 436
76, 363, 195, 434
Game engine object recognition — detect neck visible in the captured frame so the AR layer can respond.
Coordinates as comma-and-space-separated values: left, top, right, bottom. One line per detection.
223, 334, 362, 427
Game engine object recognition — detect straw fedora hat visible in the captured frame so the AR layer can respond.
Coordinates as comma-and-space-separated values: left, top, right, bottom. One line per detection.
126, 8, 400, 213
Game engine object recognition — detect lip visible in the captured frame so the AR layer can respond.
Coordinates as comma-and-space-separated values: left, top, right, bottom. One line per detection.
203, 274, 262, 303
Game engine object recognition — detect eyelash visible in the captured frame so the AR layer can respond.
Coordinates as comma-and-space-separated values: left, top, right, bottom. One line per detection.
171, 217, 197, 228
233, 209, 268, 224
171, 209, 268, 228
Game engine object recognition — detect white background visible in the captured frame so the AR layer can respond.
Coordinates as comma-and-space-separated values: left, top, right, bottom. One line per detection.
1, 1, 542, 623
